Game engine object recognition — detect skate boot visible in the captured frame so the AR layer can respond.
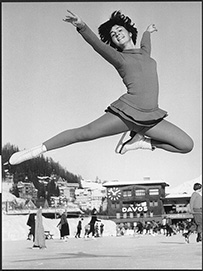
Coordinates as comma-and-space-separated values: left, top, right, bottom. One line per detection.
115, 132, 154, 155
9, 144, 47, 165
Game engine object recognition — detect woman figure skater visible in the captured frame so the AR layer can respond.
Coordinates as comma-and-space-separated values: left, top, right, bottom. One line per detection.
9, 9, 193, 165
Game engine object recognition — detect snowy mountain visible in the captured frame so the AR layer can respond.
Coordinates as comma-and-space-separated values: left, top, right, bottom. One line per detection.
165, 175, 202, 197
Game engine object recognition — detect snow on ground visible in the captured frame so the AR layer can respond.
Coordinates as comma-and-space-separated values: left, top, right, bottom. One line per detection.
2, 213, 116, 241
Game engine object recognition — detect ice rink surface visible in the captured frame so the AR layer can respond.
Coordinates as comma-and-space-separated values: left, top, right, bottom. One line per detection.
2, 233, 202, 269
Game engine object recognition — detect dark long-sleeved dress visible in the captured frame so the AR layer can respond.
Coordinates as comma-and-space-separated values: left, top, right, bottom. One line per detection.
27, 213, 35, 240
88, 209, 101, 236
57, 213, 70, 237
77, 24, 167, 128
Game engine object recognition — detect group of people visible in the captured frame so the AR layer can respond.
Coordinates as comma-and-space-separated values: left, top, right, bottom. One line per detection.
56, 208, 104, 240
116, 220, 165, 236
78, 220, 104, 238
116, 218, 198, 239
27, 207, 105, 247
84, 208, 102, 238
83, 220, 105, 238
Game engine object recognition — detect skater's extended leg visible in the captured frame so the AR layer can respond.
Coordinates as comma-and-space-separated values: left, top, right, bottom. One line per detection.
9, 113, 129, 165
44, 113, 129, 150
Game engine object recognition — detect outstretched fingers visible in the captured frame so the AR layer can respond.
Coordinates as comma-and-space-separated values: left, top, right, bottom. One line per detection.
63, 9, 82, 27
65, 10, 78, 21
63, 17, 77, 23
66, 9, 76, 16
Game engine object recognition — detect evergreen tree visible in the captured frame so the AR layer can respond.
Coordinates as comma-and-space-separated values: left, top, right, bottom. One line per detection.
47, 178, 60, 204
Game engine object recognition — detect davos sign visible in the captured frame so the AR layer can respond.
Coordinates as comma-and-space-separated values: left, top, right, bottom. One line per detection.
122, 203, 148, 213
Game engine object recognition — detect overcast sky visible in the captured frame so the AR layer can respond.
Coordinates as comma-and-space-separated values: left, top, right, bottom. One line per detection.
2, 2, 202, 187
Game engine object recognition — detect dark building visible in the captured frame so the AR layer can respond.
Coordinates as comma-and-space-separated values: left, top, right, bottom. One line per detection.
162, 193, 193, 222
103, 178, 169, 225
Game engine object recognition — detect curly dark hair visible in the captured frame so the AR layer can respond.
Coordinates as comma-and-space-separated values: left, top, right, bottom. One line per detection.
193, 183, 202, 191
98, 10, 138, 51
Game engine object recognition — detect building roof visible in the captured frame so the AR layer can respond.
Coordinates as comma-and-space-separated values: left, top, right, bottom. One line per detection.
81, 180, 104, 190
102, 179, 169, 187
165, 193, 191, 199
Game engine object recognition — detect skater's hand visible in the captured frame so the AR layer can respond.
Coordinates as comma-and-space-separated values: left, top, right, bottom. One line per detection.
63, 10, 85, 29
146, 24, 157, 33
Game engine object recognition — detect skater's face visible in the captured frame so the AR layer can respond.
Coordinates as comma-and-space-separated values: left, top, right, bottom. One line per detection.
110, 25, 132, 49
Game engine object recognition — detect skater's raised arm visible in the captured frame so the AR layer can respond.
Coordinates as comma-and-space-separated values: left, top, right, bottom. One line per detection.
63, 10, 124, 68
140, 24, 157, 56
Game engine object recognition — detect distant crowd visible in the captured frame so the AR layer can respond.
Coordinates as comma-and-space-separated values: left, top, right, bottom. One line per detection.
116, 218, 197, 238
27, 207, 105, 248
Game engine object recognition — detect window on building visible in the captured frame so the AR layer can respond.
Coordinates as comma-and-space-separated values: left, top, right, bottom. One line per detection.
116, 213, 120, 219
129, 212, 134, 218
150, 212, 153, 217
149, 201, 158, 207
149, 188, 159, 195
135, 189, 145, 196
123, 213, 127, 219
123, 190, 132, 197
111, 202, 120, 209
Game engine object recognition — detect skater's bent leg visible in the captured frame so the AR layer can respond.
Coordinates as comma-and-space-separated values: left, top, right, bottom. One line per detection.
44, 113, 129, 151
144, 120, 193, 153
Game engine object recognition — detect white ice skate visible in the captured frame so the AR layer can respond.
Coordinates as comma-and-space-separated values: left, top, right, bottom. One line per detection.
115, 132, 153, 155
9, 145, 47, 165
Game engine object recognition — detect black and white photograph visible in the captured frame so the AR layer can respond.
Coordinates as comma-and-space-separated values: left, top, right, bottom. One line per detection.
2, 1, 202, 269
